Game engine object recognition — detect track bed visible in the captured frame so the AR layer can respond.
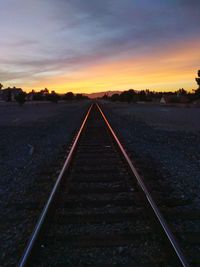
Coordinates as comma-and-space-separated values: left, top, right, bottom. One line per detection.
19, 104, 188, 266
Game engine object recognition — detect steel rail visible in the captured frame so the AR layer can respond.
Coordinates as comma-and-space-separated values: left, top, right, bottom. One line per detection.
18, 103, 93, 267
97, 103, 189, 267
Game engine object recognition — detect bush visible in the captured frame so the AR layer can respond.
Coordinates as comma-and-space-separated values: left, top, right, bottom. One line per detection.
64, 92, 74, 101
47, 91, 60, 103
110, 93, 120, 102
15, 92, 26, 106
120, 89, 138, 102
75, 94, 88, 100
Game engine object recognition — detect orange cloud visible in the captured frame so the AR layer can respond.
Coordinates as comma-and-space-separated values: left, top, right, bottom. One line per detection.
23, 38, 200, 93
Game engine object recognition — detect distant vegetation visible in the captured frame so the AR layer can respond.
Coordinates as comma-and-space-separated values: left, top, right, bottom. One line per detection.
101, 88, 194, 103
15, 92, 26, 106
101, 70, 200, 104
0, 70, 199, 104
29, 89, 88, 102
0, 86, 88, 105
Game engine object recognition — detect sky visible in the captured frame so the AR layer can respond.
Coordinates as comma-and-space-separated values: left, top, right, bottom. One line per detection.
0, 0, 199, 93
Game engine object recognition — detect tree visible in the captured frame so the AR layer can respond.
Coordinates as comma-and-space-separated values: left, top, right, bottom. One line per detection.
119, 89, 137, 102
138, 90, 147, 101
43, 88, 49, 94
102, 94, 108, 100
75, 93, 88, 100
15, 92, 26, 106
195, 70, 200, 98
32, 91, 44, 101
0, 83, 3, 90
196, 70, 200, 86
64, 92, 74, 101
47, 90, 60, 103
110, 93, 120, 102
194, 88, 200, 98
177, 88, 187, 96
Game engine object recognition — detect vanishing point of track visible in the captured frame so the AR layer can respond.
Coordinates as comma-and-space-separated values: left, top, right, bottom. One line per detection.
18, 103, 189, 266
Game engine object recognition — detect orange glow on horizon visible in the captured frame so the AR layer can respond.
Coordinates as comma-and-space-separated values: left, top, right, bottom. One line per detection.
19, 39, 200, 94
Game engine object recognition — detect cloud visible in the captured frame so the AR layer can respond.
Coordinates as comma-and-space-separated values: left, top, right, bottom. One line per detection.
0, 0, 199, 91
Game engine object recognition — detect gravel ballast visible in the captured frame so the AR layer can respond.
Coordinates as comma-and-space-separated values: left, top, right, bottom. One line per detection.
101, 101, 200, 265
0, 101, 90, 266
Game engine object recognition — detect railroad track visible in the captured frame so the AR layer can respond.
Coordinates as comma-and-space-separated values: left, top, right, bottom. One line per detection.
18, 103, 189, 266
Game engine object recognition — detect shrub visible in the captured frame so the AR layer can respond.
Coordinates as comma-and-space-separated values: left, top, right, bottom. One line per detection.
15, 92, 26, 106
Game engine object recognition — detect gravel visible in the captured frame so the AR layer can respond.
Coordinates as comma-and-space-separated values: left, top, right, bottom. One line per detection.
101, 101, 200, 265
1, 100, 199, 266
101, 102, 200, 205
0, 101, 90, 267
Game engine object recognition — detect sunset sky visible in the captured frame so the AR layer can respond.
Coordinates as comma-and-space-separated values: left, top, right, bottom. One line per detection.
0, 0, 199, 93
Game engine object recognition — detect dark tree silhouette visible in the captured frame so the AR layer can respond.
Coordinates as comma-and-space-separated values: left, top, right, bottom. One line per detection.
47, 91, 60, 103
110, 93, 120, 102
193, 70, 200, 98
177, 88, 187, 96
15, 92, 26, 106
102, 94, 108, 100
120, 89, 138, 102
0, 83, 3, 90
32, 91, 44, 101
75, 93, 88, 100
196, 70, 200, 88
64, 92, 74, 101
104, 88, 191, 103
194, 88, 200, 98
138, 90, 147, 101
43, 88, 49, 94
